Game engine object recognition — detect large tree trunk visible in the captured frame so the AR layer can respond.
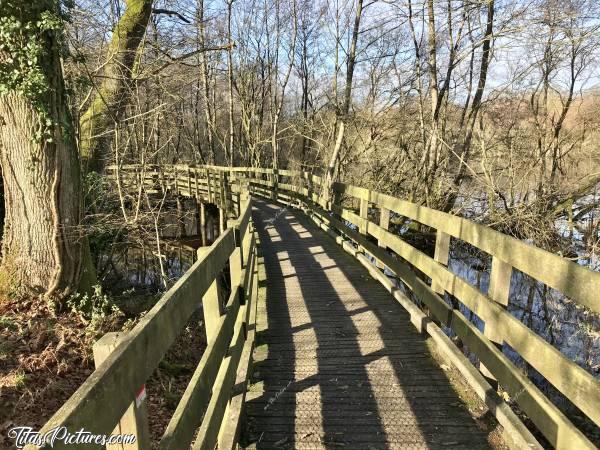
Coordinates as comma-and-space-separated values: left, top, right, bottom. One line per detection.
0, 2, 89, 298
80, 0, 153, 173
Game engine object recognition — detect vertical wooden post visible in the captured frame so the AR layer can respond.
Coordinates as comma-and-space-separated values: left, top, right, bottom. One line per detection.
194, 167, 199, 199
272, 169, 279, 202
206, 214, 215, 243
93, 333, 150, 450
199, 201, 207, 246
219, 207, 226, 234
187, 165, 192, 196
377, 207, 390, 269
239, 171, 249, 204
223, 171, 230, 215
359, 190, 370, 235
481, 256, 512, 384
230, 246, 243, 303
207, 169, 213, 203
174, 166, 180, 195
431, 229, 451, 294
198, 248, 225, 344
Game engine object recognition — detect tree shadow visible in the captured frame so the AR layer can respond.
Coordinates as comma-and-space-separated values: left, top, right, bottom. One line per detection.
244, 199, 490, 449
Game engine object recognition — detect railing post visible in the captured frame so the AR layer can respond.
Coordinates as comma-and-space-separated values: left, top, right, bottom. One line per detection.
199, 201, 207, 246
481, 256, 512, 385
198, 248, 225, 344
432, 229, 451, 294
272, 169, 278, 202
229, 224, 244, 305
93, 333, 150, 450
305, 172, 312, 210
359, 189, 370, 236
239, 170, 249, 204
207, 168, 213, 203
377, 207, 390, 270
174, 165, 179, 195
186, 165, 191, 196
223, 171, 231, 215
219, 207, 226, 234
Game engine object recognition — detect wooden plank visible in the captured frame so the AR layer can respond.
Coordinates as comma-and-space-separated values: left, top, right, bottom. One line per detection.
192, 306, 246, 450
451, 312, 595, 449
202, 277, 224, 344
93, 333, 151, 450
158, 289, 241, 450
218, 266, 257, 450
249, 201, 491, 449
431, 229, 450, 294
336, 207, 600, 430
369, 191, 600, 314
31, 230, 236, 449
350, 253, 542, 450
488, 256, 512, 307
304, 201, 596, 448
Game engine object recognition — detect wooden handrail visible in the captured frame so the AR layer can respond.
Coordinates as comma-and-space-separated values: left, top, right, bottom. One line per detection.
105, 166, 600, 448
29, 196, 259, 450
106, 163, 600, 449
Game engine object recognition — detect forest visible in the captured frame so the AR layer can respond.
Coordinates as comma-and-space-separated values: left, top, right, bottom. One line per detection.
0, 0, 599, 448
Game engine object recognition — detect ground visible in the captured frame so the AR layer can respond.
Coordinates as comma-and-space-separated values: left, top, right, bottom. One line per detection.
0, 295, 206, 449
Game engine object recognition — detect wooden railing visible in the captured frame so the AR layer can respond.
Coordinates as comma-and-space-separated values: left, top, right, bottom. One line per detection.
108, 163, 600, 449
29, 193, 260, 450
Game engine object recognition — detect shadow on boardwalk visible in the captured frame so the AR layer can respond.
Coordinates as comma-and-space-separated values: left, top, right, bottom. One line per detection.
243, 199, 490, 449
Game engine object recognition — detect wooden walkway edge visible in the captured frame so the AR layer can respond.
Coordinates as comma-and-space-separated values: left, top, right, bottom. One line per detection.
243, 200, 491, 449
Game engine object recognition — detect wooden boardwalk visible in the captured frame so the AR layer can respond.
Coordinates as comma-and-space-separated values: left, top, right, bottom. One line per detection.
244, 200, 490, 449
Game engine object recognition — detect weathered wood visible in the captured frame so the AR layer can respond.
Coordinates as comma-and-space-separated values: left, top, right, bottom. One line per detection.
93, 333, 150, 450
351, 252, 542, 450
102, 164, 600, 448
359, 192, 369, 235
481, 256, 512, 381
248, 201, 490, 449
192, 306, 246, 450
218, 263, 258, 449
367, 190, 600, 314
202, 276, 224, 344
158, 289, 241, 450
335, 205, 600, 429
32, 230, 236, 450
431, 229, 450, 294
488, 256, 512, 307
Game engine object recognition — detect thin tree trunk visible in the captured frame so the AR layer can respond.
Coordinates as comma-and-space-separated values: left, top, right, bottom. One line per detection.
226, 0, 235, 167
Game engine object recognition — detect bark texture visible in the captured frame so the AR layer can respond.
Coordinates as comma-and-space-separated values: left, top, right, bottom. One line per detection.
0, 4, 87, 297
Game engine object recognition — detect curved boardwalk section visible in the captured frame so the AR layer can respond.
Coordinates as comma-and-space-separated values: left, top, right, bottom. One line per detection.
244, 200, 490, 449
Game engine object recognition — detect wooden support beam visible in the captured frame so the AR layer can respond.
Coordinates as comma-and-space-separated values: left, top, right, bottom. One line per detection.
219, 208, 226, 234
376, 207, 390, 270
481, 256, 513, 384
358, 191, 369, 235
432, 229, 451, 294
199, 247, 225, 345
93, 333, 150, 450
200, 202, 207, 246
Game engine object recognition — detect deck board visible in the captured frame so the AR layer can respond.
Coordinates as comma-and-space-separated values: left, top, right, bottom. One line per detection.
243, 200, 490, 449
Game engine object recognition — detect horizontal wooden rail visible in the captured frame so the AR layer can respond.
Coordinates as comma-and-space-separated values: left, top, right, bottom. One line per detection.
29, 195, 259, 450
107, 164, 600, 450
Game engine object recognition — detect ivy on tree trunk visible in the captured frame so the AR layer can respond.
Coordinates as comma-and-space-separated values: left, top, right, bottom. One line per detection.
0, 0, 94, 298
